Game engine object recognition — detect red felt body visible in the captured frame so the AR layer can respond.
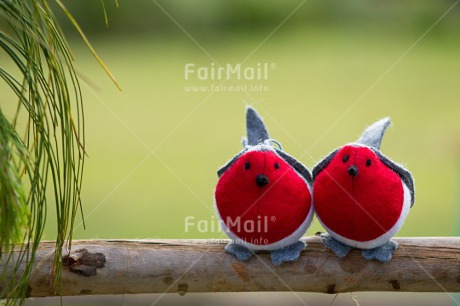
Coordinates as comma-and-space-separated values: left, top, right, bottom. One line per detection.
215, 150, 311, 246
314, 145, 403, 242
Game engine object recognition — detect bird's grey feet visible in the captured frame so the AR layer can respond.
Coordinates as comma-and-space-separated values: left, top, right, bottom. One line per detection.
362, 240, 398, 262
225, 242, 254, 261
271, 241, 306, 265
321, 234, 352, 257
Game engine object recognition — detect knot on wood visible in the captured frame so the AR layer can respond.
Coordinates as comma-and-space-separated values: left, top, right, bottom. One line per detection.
62, 248, 106, 277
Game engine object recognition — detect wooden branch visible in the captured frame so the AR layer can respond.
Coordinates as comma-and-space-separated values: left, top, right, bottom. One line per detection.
2, 237, 459, 297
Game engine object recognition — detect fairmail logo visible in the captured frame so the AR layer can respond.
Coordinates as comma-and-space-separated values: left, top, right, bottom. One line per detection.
184, 62, 274, 81
184, 215, 275, 233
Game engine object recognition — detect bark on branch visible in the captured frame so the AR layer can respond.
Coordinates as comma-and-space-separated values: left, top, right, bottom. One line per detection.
2, 237, 459, 297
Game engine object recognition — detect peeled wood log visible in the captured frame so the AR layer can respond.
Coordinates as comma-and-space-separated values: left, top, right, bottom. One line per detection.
1, 237, 459, 297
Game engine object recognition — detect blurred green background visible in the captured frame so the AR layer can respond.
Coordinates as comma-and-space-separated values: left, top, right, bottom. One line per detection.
3, 0, 460, 239
2, 0, 460, 304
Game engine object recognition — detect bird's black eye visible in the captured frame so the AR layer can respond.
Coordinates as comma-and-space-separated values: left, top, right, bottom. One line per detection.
366, 159, 372, 167
244, 162, 251, 170
342, 155, 349, 163
274, 163, 280, 170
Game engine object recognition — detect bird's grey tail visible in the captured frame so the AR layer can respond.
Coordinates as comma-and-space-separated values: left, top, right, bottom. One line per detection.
246, 106, 270, 146
356, 117, 391, 150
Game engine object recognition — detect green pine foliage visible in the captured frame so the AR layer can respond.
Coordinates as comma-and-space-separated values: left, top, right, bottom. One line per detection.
0, 1, 117, 303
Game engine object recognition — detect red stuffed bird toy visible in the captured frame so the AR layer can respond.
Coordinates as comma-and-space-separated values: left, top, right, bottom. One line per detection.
215, 107, 314, 265
312, 118, 415, 262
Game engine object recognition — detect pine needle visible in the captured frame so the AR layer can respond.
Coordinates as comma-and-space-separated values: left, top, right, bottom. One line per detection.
101, 0, 109, 28
55, 0, 122, 91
